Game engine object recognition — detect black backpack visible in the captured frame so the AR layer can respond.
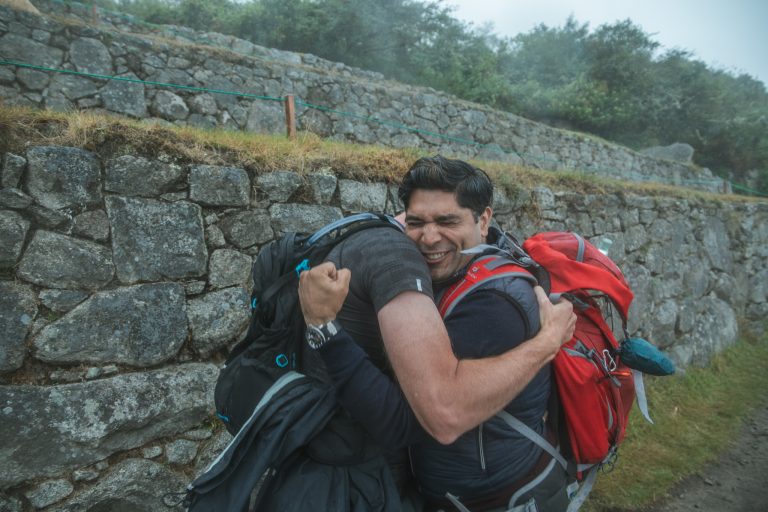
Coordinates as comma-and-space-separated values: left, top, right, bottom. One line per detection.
214, 212, 403, 435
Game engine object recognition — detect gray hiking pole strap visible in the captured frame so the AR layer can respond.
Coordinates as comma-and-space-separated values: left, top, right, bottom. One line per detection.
495, 411, 569, 470
632, 369, 654, 424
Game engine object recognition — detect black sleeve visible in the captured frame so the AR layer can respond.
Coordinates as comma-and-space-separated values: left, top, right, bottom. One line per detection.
317, 331, 429, 450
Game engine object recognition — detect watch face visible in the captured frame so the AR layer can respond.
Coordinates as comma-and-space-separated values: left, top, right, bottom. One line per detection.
305, 325, 326, 349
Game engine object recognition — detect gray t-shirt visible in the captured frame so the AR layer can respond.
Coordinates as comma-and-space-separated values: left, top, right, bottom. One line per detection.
325, 226, 433, 373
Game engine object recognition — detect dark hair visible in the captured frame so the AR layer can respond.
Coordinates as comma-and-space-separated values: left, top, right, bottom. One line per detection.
398, 155, 493, 218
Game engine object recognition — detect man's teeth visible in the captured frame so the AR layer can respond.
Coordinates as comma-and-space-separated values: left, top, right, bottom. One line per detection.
425, 252, 447, 261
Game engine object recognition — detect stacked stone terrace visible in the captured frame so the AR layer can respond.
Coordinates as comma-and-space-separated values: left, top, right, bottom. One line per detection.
0, 1, 727, 192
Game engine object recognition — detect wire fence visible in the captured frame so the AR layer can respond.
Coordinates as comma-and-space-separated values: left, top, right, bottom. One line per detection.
1, 2, 766, 198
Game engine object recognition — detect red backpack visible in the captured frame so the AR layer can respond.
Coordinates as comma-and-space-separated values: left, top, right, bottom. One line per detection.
437, 231, 638, 504
523, 232, 636, 466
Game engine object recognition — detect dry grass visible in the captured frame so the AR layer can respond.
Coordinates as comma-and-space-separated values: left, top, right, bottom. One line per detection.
0, 0, 39, 14
1, 105, 763, 204
0, 106, 424, 181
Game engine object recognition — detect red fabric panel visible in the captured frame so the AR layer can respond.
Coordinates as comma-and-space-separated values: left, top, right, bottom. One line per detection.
524, 233, 634, 320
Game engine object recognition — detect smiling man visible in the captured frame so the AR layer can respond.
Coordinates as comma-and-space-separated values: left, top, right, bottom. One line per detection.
298, 156, 575, 511
400, 158, 493, 284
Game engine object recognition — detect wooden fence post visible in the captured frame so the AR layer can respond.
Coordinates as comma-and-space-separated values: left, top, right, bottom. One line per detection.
284, 94, 296, 140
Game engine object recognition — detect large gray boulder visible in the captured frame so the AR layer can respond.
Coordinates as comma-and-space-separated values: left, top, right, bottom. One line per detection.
1, 152, 25, 188
700, 218, 733, 272
0, 33, 62, 68
69, 37, 113, 76
0, 281, 36, 372
72, 209, 111, 242
639, 143, 695, 164
269, 203, 342, 233
255, 171, 302, 203
100, 72, 147, 118
306, 172, 337, 204
339, 179, 388, 213
208, 248, 252, 289
672, 294, 738, 367
0, 363, 218, 487
17, 230, 115, 290
50, 459, 187, 512
189, 165, 250, 206
33, 283, 188, 366
26, 146, 102, 211
152, 90, 190, 121
105, 155, 186, 197
0, 209, 29, 269
245, 100, 284, 133
47, 73, 101, 101
187, 286, 250, 355
106, 196, 207, 283
219, 210, 273, 248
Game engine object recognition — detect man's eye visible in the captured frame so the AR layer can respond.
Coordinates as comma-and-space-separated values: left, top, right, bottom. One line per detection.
406, 221, 424, 228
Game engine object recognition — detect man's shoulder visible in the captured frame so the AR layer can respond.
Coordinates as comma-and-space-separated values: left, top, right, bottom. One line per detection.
328, 226, 422, 267
331, 226, 433, 308
343, 225, 410, 247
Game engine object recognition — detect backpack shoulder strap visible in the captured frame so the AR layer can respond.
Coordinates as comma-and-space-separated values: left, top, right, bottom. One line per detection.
437, 255, 537, 318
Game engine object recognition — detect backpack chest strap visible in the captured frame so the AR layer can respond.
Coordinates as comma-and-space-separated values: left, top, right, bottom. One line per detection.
438, 256, 537, 318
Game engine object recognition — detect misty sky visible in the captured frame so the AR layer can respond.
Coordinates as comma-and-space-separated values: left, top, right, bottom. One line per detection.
447, 0, 767, 86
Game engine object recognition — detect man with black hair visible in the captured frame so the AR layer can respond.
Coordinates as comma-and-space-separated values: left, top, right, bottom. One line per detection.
299, 156, 575, 510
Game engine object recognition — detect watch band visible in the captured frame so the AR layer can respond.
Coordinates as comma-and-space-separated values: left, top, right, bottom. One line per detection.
305, 319, 341, 349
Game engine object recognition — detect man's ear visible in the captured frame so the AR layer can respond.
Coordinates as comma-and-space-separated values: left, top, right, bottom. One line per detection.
479, 206, 492, 238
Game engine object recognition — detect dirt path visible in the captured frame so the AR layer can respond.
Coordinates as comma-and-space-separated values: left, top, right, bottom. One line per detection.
643, 401, 768, 512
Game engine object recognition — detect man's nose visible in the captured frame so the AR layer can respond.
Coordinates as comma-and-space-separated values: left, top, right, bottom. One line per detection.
421, 223, 441, 245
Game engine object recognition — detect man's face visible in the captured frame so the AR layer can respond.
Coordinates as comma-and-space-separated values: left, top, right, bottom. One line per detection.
404, 189, 491, 283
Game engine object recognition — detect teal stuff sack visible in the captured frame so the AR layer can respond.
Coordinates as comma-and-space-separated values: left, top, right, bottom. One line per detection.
619, 337, 676, 376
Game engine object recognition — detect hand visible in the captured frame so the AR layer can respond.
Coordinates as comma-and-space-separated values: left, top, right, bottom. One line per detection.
534, 286, 576, 357
298, 261, 351, 326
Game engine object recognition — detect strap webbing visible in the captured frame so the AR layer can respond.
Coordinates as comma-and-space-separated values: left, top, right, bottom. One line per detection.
444, 492, 472, 512
633, 369, 653, 423
566, 465, 599, 512
495, 411, 569, 470
574, 233, 586, 263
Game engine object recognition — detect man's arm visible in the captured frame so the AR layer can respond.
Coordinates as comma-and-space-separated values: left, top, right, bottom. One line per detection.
299, 262, 575, 444
377, 287, 573, 444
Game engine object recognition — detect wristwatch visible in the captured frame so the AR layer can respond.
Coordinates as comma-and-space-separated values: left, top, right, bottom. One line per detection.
305, 319, 342, 350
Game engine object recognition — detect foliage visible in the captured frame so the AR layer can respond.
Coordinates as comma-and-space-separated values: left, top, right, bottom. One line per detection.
91, 0, 768, 194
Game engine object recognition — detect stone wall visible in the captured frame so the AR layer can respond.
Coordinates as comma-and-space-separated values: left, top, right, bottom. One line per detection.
0, 143, 766, 510
0, 2, 727, 193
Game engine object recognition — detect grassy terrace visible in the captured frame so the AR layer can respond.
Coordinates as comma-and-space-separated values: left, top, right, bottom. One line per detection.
1, 106, 760, 204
